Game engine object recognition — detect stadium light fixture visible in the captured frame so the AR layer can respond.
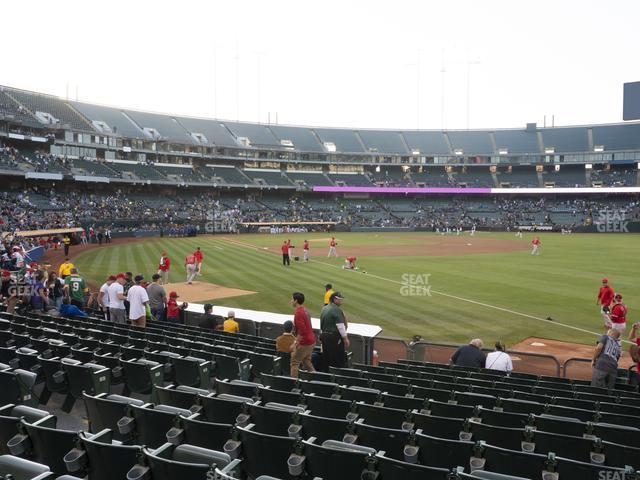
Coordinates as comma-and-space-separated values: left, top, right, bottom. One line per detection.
593, 145, 604, 152
498, 148, 508, 155
544, 147, 555, 154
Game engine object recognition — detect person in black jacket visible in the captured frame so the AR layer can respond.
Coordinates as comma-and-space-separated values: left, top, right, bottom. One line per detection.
450, 338, 485, 368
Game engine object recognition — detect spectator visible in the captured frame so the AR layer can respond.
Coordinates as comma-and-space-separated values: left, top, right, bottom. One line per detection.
591, 328, 621, 389
323, 283, 333, 306
64, 268, 87, 310
451, 339, 485, 368
30, 271, 48, 312
485, 341, 513, 372
98, 275, 115, 321
629, 323, 640, 385
59, 297, 87, 318
58, 258, 74, 279
128, 275, 149, 328
0, 269, 18, 313
63, 234, 71, 256
276, 320, 296, 354
223, 310, 240, 333
200, 303, 219, 330
108, 273, 127, 324
290, 293, 316, 378
47, 271, 65, 310
319, 291, 349, 370
166, 291, 181, 324
147, 273, 167, 321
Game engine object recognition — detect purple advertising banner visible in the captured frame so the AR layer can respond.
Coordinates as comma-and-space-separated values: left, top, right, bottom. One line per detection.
312, 186, 640, 195
312, 186, 492, 194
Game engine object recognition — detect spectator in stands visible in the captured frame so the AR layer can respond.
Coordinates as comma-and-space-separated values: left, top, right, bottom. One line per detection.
290, 292, 316, 378
147, 273, 167, 321
108, 273, 127, 324
320, 292, 349, 370
323, 283, 334, 306
451, 339, 485, 368
58, 258, 74, 279
223, 310, 240, 333
591, 328, 621, 389
47, 271, 64, 311
276, 320, 296, 354
59, 297, 87, 318
629, 323, 640, 385
30, 270, 48, 312
64, 268, 87, 310
128, 275, 149, 328
63, 234, 71, 256
485, 341, 513, 372
166, 291, 181, 324
98, 275, 115, 321
200, 303, 220, 330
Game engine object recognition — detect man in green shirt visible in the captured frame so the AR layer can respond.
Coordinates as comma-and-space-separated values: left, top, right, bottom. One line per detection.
319, 292, 350, 370
64, 268, 87, 310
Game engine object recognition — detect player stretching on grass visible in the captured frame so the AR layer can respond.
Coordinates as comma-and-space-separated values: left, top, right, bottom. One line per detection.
327, 237, 337, 257
531, 236, 541, 255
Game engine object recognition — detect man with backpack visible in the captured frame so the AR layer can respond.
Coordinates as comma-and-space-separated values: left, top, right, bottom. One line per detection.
591, 328, 621, 389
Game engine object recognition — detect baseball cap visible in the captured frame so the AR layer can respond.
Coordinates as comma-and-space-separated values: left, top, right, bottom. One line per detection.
116, 273, 126, 279
134, 274, 144, 282
1, 270, 10, 278
330, 292, 344, 302
325, 283, 332, 289
614, 294, 622, 300
108, 275, 117, 281
203, 303, 213, 312
169, 291, 179, 298
227, 310, 235, 318
602, 278, 608, 284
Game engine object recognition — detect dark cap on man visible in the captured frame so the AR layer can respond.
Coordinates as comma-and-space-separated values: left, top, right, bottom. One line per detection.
330, 292, 344, 302
134, 274, 144, 282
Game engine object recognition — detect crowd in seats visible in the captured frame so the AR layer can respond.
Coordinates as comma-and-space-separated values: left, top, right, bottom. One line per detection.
0, 307, 638, 479
592, 166, 639, 187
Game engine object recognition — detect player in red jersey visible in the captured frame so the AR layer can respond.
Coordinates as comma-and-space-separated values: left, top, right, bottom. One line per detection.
185, 253, 197, 284
303, 240, 310, 262
530, 236, 541, 255
596, 278, 615, 327
343, 256, 357, 270
327, 237, 337, 257
194, 247, 204, 275
281, 240, 291, 266
608, 294, 627, 332
157, 252, 171, 284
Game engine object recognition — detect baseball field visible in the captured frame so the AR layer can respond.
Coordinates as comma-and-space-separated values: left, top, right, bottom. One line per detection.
68, 231, 639, 348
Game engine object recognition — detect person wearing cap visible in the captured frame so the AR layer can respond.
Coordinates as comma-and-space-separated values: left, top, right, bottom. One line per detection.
185, 253, 197, 284
128, 275, 149, 328
608, 294, 627, 332
223, 311, 240, 333
596, 278, 615, 327
108, 273, 127, 324
327, 237, 337, 258
319, 292, 349, 370
64, 268, 87, 310
323, 284, 334, 306
58, 258, 74, 279
303, 240, 310, 263
591, 328, 621, 389
147, 273, 167, 321
194, 247, 204, 275
63, 234, 71, 257
98, 275, 116, 321
167, 291, 181, 323
158, 252, 171, 284
47, 271, 65, 311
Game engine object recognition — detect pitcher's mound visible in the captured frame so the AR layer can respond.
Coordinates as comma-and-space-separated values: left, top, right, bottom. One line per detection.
163, 281, 257, 303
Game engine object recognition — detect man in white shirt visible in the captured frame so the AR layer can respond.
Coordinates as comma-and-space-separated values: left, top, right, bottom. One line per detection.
11, 247, 24, 269
128, 275, 149, 328
485, 341, 513, 372
98, 275, 115, 322
108, 273, 127, 324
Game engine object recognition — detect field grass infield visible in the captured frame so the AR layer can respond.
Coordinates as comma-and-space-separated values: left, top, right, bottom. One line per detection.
72, 231, 639, 346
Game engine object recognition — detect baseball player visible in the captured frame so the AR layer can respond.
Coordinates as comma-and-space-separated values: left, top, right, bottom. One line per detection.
303, 240, 310, 262
194, 247, 204, 275
158, 252, 171, 284
343, 256, 357, 270
515, 230, 523, 239
607, 294, 627, 332
327, 237, 337, 258
531, 236, 540, 255
185, 253, 197, 284
596, 278, 615, 326
281, 240, 291, 266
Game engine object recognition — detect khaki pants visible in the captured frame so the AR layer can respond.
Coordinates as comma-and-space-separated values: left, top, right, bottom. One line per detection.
131, 315, 146, 328
290, 344, 315, 378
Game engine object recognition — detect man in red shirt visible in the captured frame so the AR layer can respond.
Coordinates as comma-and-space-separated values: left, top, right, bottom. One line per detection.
281, 240, 291, 266
608, 294, 627, 332
166, 291, 181, 323
290, 292, 316, 378
185, 253, 197, 284
530, 236, 541, 256
158, 252, 171, 284
194, 247, 204, 275
303, 240, 310, 263
327, 237, 337, 258
596, 278, 615, 327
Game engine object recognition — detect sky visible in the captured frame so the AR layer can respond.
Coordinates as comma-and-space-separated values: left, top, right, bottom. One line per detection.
2, 0, 639, 130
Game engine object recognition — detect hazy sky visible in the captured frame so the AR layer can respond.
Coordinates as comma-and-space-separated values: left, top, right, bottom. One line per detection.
2, 0, 639, 130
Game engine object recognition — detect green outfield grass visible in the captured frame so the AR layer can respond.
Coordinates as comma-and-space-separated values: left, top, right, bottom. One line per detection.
72, 232, 640, 346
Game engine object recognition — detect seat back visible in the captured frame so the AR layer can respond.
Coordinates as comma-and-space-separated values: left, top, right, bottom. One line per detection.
298, 413, 350, 443
67, 430, 141, 480
300, 438, 372, 479
374, 452, 450, 480
83, 393, 144, 440
351, 423, 410, 461
415, 432, 475, 470
21, 420, 79, 474
236, 426, 296, 479
171, 416, 233, 452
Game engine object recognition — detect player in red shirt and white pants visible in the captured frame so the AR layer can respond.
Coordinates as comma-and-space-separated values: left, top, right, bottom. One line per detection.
608, 294, 627, 332
194, 247, 204, 275
327, 237, 337, 258
596, 278, 615, 326
303, 240, 310, 263
530, 237, 541, 255
158, 252, 171, 284
185, 254, 197, 284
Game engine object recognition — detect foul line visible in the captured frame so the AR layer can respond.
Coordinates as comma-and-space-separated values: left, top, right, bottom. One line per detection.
217, 237, 608, 341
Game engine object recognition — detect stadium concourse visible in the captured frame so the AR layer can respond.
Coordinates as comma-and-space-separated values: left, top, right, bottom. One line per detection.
1, 86, 640, 479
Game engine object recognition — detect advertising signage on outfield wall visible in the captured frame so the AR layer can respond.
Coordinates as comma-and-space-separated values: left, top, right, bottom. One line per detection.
313, 186, 640, 195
